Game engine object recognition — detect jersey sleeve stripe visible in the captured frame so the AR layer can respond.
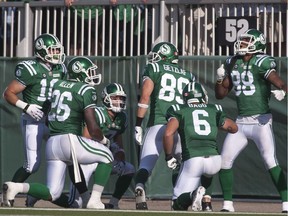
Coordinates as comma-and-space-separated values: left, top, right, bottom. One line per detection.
15, 78, 26, 86
84, 104, 96, 110
255, 55, 268, 67
20, 61, 37, 76
264, 68, 276, 79
172, 104, 180, 111
78, 85, 95, 95
95, 107, 105, 124
215, 104, 223, 111
150, 62, 160, 72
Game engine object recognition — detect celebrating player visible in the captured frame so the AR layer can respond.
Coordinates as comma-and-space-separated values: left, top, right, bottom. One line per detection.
134, 41, 195, 210
3, 33, 66, 182
215, 29, 288, 213
68, 83, 135, 209
2, 56, 113, 209
163, 81, 237, 211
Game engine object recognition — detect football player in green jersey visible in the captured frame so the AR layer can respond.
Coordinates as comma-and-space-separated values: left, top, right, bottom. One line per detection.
2, 56, 113, 209
134, 41, 196, 210
163, 82, 238, 211
67, 83, 135, 209
215, 29, 288, 213
3, 33, 66, 183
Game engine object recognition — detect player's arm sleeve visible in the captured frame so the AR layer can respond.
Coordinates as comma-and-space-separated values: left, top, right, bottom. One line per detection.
82, 86, 98, 109
14, 62, 35, 86
215, 104, 226, 127
258, 56, 277, 79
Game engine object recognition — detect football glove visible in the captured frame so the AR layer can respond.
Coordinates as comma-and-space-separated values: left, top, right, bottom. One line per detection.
135, 126, 143, 146
216, 64, 226, 81
271, 90, 286, 101
24, 104, 44, 121
100, 136, 111, 149
166, 157, 177, 170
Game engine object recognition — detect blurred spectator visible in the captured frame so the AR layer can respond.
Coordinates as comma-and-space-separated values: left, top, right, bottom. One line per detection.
64, 0, 104, 55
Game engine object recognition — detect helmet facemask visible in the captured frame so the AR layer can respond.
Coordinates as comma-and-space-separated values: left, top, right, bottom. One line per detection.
84, 65, 102, 86
234, 30, 266, 55
67, 57, 101, 86
104, 94, 127, 113
34, 34, 65, 64
102, 83, 127, 113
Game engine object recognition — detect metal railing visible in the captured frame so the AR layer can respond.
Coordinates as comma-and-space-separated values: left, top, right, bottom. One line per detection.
0, 0, 287, 57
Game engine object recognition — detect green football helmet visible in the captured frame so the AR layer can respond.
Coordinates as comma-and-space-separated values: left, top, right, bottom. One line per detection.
234, 29, 266, 55
66, 56, 101, 86
182, 82, 208, 104
34, 33, 65, 64
102, 83, 127, 113
149, 42, 179, 64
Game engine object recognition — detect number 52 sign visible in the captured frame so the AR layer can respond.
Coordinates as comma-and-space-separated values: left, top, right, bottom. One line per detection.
216, 16, 257, 46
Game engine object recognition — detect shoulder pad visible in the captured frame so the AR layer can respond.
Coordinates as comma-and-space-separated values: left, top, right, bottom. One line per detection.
255, 54, 276, 70
16, 60, 38, 76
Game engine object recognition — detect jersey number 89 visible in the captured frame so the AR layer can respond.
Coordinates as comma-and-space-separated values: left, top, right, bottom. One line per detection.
159, 73, 190, 104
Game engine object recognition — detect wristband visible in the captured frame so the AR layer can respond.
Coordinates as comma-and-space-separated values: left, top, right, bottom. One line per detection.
216, 80, 223, 84
165, 154, 173, 161
15, 100, 28, 110
23, 104, 30, 113
138, 103, 149, 109
136, 117, 143, 126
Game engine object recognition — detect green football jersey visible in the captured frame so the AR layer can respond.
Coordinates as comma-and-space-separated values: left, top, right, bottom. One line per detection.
15, 59, 66, 114
94, 106, 127, 140
48, 80, 97, 136
225, 54, 275, 116
166, 103, 226, 161
142, 61, 195, 127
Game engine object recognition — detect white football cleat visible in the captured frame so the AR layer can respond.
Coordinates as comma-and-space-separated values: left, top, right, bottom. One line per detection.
221, 200, 235, 212
86, 200, 105, 209
2, 182, 21, 207
135, 186, 148, 210
191, 186, 206, 211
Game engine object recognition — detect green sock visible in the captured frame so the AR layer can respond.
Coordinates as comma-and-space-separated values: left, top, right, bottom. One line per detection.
135, 168, 149, 185
12, 167, 31, 182
93, 163, 112, 186
172, 192, 191, 210
269, 165, 288, 201
219, 169, 233, 200
28, 183, 52, 201
52, 193, 70, 208
201, 175, 213, 196
112, 174, 133, 199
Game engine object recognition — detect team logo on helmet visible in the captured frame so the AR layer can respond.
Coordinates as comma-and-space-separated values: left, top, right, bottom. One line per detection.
159, 44, 171, 55
72, 61, 83, 73
259, 33, 266, 44
35, 38, 44, 51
